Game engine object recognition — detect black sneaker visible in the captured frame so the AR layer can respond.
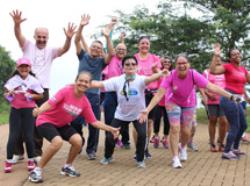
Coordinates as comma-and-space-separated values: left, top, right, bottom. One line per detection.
60, 166, 80, 177
144, 150, 152, 160
29, 170, 43, 183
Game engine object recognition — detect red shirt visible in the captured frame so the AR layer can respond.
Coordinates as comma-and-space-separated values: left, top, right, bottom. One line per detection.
36, 85, 96, 127
223, 63, 248, 94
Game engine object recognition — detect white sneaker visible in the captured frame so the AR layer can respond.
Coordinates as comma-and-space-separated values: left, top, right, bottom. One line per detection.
172, 157, 182, 168
12, 155, 24, 164
179, 146, 188, 161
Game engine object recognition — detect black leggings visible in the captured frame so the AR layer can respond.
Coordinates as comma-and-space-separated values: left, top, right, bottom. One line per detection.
7, 107, 35, 159
104, 118, 146, 162
153, 105, 170, 135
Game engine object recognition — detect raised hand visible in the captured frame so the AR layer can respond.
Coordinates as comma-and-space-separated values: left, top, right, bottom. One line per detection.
64, 22, 77, 39
80, 14, 90, 26
9, 9, 27, 25
213, 43, 221, 56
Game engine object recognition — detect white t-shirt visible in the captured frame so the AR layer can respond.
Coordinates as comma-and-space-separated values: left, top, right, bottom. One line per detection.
103, 74, 146, 121
22, 40, 59, 88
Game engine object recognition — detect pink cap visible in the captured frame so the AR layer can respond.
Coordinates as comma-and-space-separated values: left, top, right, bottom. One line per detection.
16, 58, 32, 67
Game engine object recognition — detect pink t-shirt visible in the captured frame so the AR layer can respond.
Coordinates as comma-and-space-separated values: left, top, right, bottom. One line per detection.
135, 53, 161, 90
157, 77, 166, 106
223, 63, 248, 94
105, 56, 123, 79
203, 69, 225, 105
36, 85, 96, 127
161, 69, 208, 107
23, 40, 59, 88
4, 75, 44, 109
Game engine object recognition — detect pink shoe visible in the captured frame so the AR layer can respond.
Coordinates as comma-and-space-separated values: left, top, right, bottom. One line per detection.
150, 135, 160, 148
161, 137, 169, 149
4, 161, 12, 173
27, 160, 36, 171
115, 138, 123, 148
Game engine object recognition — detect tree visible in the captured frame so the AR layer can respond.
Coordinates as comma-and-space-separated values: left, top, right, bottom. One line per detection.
0, 46, 15, 102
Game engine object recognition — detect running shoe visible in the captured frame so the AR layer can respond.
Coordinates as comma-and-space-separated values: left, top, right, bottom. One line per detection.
144, 149, 152, 160
172, 158, 182, 169
221, 151, 238, 160
188, 142, 199, 152
4, 161, 12, 173
29, 169, 43, 183
12, 154, 24, 164
115, 138, 124, 148
150, 135, 160, 148
179, 146, 188, 161
136, 161, 146, 168
87, 152, 96, 160
60, 166, 80, 177
233, 149, 246, 156
100, 157, 113, 165
27, 160, 36, 171
161, 137, 169, 149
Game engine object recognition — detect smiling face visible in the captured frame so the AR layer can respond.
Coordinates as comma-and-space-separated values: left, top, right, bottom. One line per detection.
90, 41, 103, 58
115, 43, 127, 59
160, 57, 172, 70
230, 49, 241, 65
175, 56, 190, 78
34, 27, 49, 49
123, 58, 138, 75
17, 64, 31, 79
75, 73, 91, 94
138, 37, 150, 55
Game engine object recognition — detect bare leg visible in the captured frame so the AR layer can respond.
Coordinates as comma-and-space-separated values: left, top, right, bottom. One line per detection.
66, 134, 82, 164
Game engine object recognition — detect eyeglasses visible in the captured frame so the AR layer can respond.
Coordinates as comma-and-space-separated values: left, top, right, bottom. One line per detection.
124, 63, 137, 67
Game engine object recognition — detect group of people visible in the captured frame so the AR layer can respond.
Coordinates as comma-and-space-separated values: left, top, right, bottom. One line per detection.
2, 9, 250, 183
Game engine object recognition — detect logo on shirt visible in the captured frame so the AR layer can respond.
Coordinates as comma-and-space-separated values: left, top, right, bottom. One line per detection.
63, 104, 82, 117
120, 88, 138, 96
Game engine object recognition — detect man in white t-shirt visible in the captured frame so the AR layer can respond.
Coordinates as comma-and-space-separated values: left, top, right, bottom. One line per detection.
10, 9, 76, 160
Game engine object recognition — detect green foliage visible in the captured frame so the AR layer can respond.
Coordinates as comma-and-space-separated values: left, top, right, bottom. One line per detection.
114, 0, 250, 71
0, 46, 15, 102
0, 101, 10, 125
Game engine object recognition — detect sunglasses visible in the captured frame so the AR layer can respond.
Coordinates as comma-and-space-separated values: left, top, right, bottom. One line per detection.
124, 63, 137, 67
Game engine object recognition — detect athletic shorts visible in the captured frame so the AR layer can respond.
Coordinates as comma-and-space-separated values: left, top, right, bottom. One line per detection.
207, 104, 225, 117
145, 90, 157, 120
165, 102, 195, 127
37, 123, 78, 142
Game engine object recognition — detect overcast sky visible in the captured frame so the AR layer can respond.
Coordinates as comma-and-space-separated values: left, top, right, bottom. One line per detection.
0, 0, 159, 94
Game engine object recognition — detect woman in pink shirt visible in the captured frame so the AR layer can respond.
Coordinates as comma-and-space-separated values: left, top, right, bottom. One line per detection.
151, 56, 173, 149
134, 36, 161, 159
28, 71, 119, 183
4, 58, 44, 173
201, 68, 228, 152
140, 55, 237, 168
210, 44, 250, 160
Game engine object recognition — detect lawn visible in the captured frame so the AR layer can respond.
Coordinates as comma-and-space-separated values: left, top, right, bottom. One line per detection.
0, 101, 10, 125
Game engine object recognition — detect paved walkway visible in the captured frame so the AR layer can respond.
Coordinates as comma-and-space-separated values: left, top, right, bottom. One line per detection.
0, 123, 250, 186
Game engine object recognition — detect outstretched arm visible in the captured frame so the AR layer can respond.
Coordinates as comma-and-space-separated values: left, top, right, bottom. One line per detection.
75, 14, 90, 55
57, 22, 77, 57
209, 43, 225, 74
91, 120, 120, 138
33, 101, 51, 117
90, 80, 105, 89
10, 9, 27, 48
139, 87, 166, 123
144, 69, 168, 85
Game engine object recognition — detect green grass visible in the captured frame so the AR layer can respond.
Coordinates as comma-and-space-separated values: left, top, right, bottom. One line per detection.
0, 101, 10, 125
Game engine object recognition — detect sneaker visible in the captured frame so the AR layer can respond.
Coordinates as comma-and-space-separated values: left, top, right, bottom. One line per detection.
221, 151, 238, 160
12, 154, 24, 164
115, 139, 123, 148
172, 158, 182, 169
87, 152, 96, 160
144, 150, 152, 160
123, 143, 131, 149
241, 134, 250, 143
161, 137, 169, 149
29, 169, 43, 183
233, 149, 246, 156
27, 160, 36, 171
136, 161, 146, 168
100, 157, 113, 165
188, 142, 199, 152
4, 161, 13, 173
60, 166, 80, 177
179, 146, 188, 161
150, 135, 160, 148
210, 144, 218, 152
